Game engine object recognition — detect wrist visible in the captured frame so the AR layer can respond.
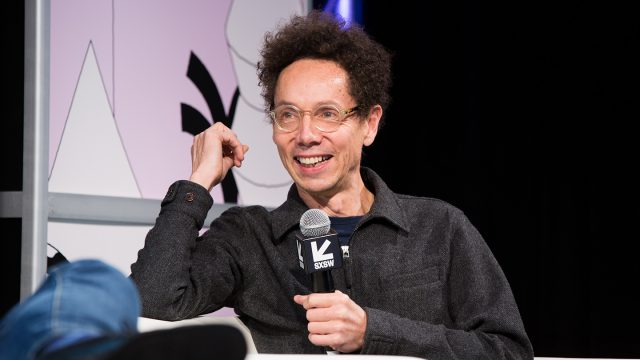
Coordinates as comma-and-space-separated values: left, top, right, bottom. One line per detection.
189, 172, 215, 192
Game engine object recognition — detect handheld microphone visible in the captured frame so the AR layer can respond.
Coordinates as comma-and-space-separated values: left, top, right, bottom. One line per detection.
296, 209, 343, 293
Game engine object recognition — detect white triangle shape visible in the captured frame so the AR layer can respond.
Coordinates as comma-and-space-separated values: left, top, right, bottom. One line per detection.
49, 42, 140, 198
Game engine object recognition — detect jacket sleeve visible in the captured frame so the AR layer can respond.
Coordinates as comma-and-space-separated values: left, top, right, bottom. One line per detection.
129, 180, 243, 321
360, 211, 534, 360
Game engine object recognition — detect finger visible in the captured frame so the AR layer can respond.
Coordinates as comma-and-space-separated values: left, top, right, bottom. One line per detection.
219, 135, 248, 167
307, 332, 341, 349
293, 294, 309, 307
305, 307, 335, 322
307, 319, 339, 336
231, 143, 250, 167
295, 293, 335, 311
305, 291, 347, 309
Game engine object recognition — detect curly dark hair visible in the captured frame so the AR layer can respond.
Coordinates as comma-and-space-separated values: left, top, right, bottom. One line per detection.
257, 10, 392, 127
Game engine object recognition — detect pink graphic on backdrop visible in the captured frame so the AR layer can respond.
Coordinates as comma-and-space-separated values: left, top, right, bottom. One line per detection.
49, 0, 115, 175
50, 0, 236, 201
49, 0, 304, 205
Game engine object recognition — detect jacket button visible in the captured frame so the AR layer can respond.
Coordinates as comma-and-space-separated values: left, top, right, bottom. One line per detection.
185, 192, 195, 202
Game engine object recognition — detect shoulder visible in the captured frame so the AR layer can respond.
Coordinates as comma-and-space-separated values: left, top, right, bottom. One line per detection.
216, 205, 272, 226
203, 205, 275, 251
362, 167, 469, 230
393, 192, 485, 244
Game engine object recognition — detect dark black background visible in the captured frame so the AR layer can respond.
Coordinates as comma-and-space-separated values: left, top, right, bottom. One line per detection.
2, 1, 24, 321
314, 1, 640, 358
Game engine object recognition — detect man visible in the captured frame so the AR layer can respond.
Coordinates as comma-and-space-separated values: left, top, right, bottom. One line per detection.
130, 10, 534, 359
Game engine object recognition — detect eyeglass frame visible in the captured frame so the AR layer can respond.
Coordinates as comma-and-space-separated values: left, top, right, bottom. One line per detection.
269, 104, 360, 133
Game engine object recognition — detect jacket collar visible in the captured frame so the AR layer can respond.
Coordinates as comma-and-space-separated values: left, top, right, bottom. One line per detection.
270, 167, 410, 243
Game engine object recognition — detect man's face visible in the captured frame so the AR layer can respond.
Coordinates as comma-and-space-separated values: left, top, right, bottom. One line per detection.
271, 59, 377, 199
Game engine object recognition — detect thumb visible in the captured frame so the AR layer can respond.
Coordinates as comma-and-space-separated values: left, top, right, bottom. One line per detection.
293, 294, 307, 305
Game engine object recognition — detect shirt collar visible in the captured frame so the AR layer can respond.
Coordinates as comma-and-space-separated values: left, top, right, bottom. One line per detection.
270, 167, 410, 243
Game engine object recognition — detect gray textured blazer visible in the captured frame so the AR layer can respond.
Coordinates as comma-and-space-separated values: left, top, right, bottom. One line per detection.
130, 167, 533, 359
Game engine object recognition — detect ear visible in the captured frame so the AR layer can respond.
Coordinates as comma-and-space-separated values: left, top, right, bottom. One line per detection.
362, 105, 382, 147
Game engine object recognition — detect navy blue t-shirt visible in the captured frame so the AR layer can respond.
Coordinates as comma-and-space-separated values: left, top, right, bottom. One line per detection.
329, 216, 362, 246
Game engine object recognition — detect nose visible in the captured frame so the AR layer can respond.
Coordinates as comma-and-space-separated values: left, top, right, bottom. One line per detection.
296, 112, 321, 145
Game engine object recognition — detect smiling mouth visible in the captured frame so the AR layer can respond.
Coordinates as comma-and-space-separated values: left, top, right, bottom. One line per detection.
295, 155, 331, 167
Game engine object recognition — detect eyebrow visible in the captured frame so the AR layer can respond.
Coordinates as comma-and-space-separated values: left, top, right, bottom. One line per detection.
275, 102, 346, 109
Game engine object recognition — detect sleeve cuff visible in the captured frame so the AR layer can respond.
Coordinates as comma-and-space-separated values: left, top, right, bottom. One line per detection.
160, 180, 213, 228
360, 307, 398, 354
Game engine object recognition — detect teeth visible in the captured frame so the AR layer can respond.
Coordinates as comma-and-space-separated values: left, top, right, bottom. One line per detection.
297, 156, 329, 166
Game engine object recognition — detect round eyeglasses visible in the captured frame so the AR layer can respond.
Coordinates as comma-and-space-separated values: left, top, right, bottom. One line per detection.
269, 104, 359, 133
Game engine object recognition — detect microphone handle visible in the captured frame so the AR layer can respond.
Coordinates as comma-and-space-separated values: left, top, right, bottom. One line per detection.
312, 271, 335, 293
311, 271, 338, 354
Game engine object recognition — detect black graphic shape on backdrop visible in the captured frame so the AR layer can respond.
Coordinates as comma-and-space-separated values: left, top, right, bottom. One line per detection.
181, 51, 241, 203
